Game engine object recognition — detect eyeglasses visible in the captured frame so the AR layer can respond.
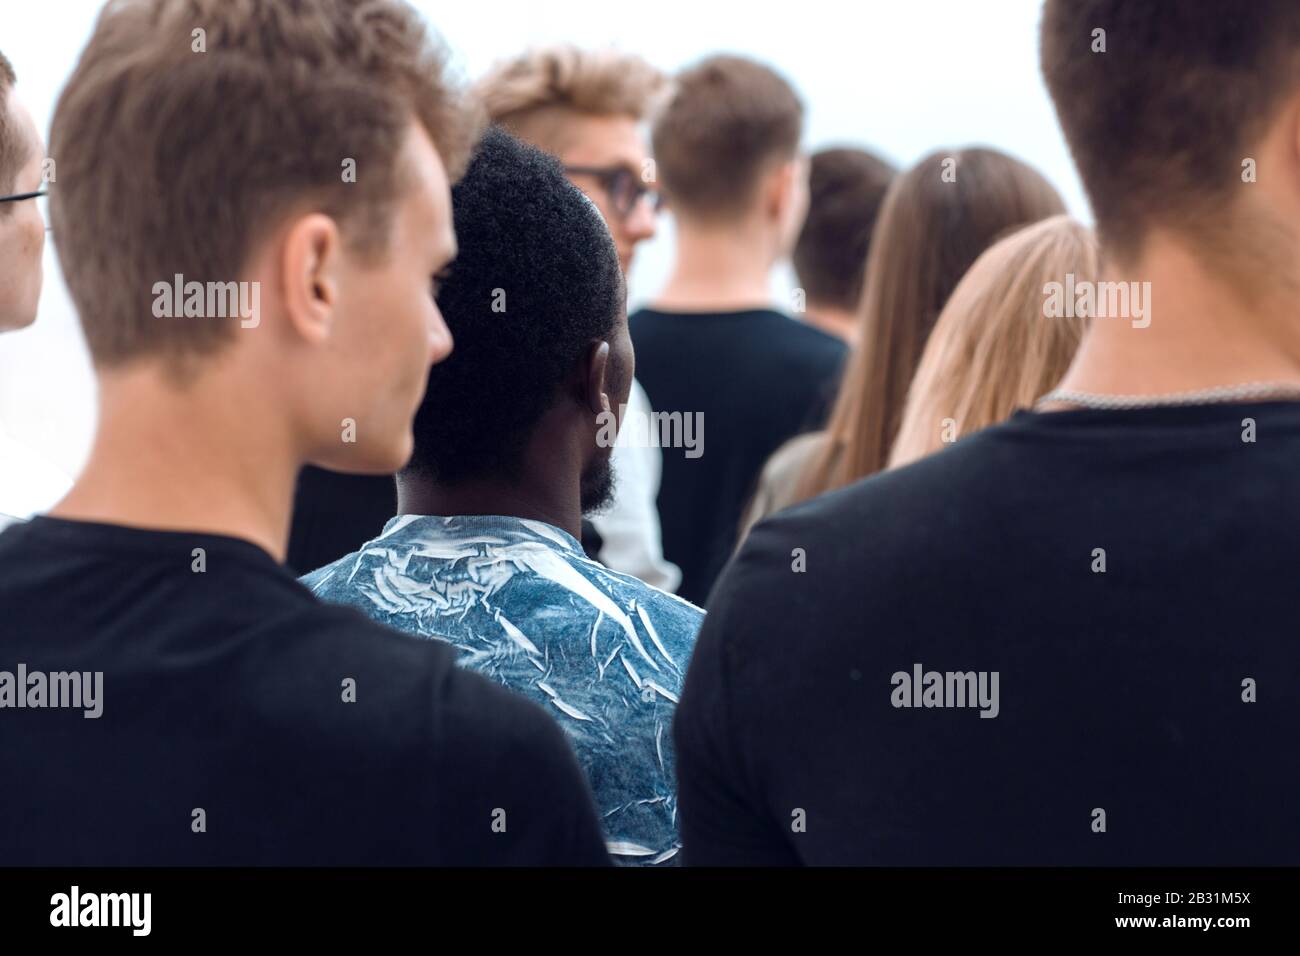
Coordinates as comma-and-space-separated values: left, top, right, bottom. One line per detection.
0, 189, 50, 231
564, 165, 663, 219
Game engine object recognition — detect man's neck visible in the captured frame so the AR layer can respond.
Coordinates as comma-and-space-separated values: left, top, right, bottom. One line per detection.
396, 475, 583, 541
801, 302, 858, 343
1053, 234, 1300, 400
653, 215, 776, 313
50, 365, 300, 561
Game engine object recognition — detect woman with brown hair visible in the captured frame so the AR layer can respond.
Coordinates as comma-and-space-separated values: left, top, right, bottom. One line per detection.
741, 147, 1065, 537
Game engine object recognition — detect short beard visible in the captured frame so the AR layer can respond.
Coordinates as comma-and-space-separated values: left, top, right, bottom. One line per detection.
580, 457, 617, 515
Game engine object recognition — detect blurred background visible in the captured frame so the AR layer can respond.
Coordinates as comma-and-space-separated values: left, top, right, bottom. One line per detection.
0, 0, 1086, 477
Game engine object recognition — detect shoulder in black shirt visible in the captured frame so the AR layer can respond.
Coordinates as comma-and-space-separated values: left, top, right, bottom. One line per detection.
675, 402, 1300, 865
0, 516, 610, 866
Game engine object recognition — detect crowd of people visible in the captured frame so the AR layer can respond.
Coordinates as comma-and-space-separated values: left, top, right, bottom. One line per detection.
1, 0, 1298, 866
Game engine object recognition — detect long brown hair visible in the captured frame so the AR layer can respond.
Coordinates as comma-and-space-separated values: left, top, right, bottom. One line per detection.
795, 147, 1066, 500
887, 216, 1096, 469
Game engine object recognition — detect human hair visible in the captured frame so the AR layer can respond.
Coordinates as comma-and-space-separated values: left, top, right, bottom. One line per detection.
405, 128, 623, 485
651, 54, 803, 221
48, 0, 480, 366
0, 48, 29, 210
475, 45, 666, 156
1041, 0, 1300, 269
887, 216, 1095, 468
793, 147, 897, 311
795, 148, 1066, 499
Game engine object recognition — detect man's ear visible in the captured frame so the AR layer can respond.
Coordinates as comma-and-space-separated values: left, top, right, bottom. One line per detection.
583, 340, 612, 416
765, 159, 796, 222
281, 213, 343, 345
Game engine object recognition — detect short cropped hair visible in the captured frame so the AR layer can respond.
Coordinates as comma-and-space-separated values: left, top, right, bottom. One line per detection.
49, 0, 480, 366
652, 54, 803, 221
1041, 0, 1300, 263
0, 48, 30, 209
794, 147, 897, 311
406, 128, 623, 485
476, 46, 666, 155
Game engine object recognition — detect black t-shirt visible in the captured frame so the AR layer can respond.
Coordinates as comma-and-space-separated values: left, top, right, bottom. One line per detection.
287, 466, 396, 575
629, 308, 846, 605
675, 402, 1300, 865
0, 516, 610, 866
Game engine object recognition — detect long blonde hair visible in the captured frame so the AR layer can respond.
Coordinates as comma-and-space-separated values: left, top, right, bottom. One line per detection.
795, 148, 1066, 501
887, 216, 1097, 468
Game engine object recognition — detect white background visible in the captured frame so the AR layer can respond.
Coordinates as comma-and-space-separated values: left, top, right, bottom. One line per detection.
0, 0, 1088, 476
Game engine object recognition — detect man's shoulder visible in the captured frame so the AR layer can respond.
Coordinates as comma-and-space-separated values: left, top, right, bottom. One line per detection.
233, 575, 455, 675
299, 551, 356, 596
566, 555, 703, 663
298, 538, 407, 610
743, 309, 847, 365
263, 593, 566, 749
771, 310, 848, 348
737, 426, 1015, 583
627, 306, 666, 337
583, 554, 703, 616
627, 308, 688, 359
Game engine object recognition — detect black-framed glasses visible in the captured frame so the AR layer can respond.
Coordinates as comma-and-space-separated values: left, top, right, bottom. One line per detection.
564, 165, 663, 219
0, 189, 50, 231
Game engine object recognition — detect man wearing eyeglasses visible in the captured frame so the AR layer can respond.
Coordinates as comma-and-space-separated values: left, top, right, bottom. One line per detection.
473, 46, 681, 593
0, 49, 69, 531
476, 48, 665, 275
0, 49, 45, 334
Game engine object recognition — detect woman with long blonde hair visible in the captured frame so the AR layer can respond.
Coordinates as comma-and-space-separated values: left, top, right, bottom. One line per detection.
741, 148, 1065, 537
887, 215, 1097, 468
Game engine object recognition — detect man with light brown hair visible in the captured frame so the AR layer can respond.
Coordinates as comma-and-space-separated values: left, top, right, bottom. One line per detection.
631, 54, 846, 606
0, 49, 44, 336
474, 45, 683, 593
0, 48, 72, 530
0, 0, 608, 866
792, 146, 897, 343
478, 46, 665, 274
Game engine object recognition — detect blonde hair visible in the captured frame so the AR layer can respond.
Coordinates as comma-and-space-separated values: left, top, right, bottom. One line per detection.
475, 46, 666, 154
887, 216, 1096, 469
795, 148, 1066, 502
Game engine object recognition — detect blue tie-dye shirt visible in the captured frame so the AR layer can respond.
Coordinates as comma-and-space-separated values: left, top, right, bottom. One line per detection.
301, 514, 704, 865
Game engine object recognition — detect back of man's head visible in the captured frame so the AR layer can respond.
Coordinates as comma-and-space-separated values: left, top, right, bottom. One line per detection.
1041, 0, 1300, 279
476, 46, 665, 155
406, 128, 624, 487
0, 47, 46, 332
50, 0, 477, 367
794, 147, 897, 313
652, 54, 803, 224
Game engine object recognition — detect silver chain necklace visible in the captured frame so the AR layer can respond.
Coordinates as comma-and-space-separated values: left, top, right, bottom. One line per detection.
1037, 381, 1300, 411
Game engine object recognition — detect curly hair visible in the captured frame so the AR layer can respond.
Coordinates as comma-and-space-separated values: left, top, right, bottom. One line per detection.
406, 128, 624, 484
